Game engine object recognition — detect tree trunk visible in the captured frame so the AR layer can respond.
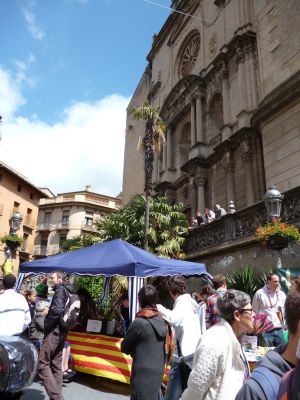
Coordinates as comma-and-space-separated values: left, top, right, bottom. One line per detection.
143, 119, 154, 251
144, 191, 151, 251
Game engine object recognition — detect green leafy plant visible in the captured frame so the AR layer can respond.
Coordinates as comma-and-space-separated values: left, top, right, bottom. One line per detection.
227, 266, 273, 299
77, 275, 105, 303
255, 218, 300, 242
0, 234, 24, 247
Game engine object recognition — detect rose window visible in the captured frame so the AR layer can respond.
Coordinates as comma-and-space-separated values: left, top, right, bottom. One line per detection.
179, 34, 200, 78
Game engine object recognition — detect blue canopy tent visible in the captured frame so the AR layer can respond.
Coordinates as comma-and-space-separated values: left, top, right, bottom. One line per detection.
20, 239, 208, 277
20, 239, 210, 319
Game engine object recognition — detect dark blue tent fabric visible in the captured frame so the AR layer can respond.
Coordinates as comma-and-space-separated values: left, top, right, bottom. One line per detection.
20, 239, 208, 278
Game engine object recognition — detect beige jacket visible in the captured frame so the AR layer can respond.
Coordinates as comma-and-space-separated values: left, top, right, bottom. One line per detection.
181, 319, 246, 400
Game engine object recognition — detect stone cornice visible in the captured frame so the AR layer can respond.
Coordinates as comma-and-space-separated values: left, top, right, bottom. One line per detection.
160, 75, 205, 124
147, 0, 199, 62
200, 31, 257, 82
181, 157, 209, 174
251, 70, 300, 129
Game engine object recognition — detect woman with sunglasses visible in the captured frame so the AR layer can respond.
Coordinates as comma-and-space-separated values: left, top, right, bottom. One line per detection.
181, 289, 254, 400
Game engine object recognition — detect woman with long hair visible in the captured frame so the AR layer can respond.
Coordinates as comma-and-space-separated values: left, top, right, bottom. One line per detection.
121, 285, 173, 400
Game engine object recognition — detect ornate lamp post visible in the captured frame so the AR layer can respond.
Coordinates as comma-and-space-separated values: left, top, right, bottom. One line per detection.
263, 186, 284, 269
264, 185, 284, 220
9, 212, 23, 235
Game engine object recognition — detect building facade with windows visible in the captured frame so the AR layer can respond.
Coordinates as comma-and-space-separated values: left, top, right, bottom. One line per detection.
34, 186, 121, 258
122, 0, 300, 272
0, 161, 49, 275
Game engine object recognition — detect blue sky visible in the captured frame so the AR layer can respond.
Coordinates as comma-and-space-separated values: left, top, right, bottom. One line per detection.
0, 0, 170, 196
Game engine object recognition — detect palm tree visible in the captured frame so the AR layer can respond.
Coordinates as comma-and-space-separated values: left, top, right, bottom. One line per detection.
129, 101, 166, 250
95, 195, 189, 259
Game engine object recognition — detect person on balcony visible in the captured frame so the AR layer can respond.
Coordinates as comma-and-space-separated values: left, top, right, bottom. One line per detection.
204, 208, 215, 223
195, 211, 207, 226
214, 204, 227, 219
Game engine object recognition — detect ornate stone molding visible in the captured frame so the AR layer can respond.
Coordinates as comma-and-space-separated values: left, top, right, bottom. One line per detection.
235, 47, 245, 64
194, 174, 207, 187
240, 136, 254, 163
160, 75, 205, 125
148, 81, 161, 102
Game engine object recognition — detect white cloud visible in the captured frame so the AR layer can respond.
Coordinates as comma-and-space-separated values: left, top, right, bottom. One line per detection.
21, 1, 45, 40
0, 66, 26, 121
0, 65, 131, 197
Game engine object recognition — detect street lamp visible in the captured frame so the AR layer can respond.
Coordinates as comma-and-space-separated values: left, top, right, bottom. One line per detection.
264, 185, 284, 220
9, 212, 23, 235
264, 186, 284, 270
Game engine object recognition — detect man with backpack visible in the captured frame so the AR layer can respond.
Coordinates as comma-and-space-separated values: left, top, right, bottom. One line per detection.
39, 271, 79, 400
236, 289, 300, 400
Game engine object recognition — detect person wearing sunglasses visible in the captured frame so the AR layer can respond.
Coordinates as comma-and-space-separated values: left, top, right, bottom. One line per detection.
181, 289, 254, 400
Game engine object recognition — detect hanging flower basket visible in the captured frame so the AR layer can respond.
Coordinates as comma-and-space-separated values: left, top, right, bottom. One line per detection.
255, 218, 300, 250
267, 234, 290, 250
0, 234, 23, 249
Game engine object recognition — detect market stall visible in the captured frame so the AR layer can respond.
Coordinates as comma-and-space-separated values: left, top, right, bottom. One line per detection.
20, 239, 210, 384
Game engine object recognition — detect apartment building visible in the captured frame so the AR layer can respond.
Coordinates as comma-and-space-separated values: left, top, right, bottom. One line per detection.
0, 161, 49, 275
34, 185, 121, 257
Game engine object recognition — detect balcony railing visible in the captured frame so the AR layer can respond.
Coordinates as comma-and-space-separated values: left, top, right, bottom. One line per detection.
52, 222, 70, 230
186, 185, 300, 257
81, 222, 97, 232
36, 223, 52, 231
33, 245, 60, 256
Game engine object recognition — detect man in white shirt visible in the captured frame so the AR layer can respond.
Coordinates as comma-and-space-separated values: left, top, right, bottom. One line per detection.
0, 274, 31, 336
157, 276, 201, 400
252, 273, 286, 347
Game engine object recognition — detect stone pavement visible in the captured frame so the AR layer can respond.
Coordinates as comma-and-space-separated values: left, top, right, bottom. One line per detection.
21, 373, 130, 400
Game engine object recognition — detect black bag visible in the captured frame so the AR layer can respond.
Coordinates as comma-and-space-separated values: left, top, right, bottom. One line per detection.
177, 340, 194, 391
60, 293, 81, 330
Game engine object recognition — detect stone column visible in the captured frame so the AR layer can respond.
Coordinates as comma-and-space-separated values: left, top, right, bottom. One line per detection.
162, 142, 167, 171
194, 174, 207, 212
235, 48, 248, 111
195, 93, 204, 143
166, 125, 172, 169
241, 138, 255, 206
222, 64, 231, 126
221, 63, 232, 141
223, 152, 235, 206
189, 177, 197, 218
248, 43, 259, 110
211, 164, 217, 207
191, 100, 196, 147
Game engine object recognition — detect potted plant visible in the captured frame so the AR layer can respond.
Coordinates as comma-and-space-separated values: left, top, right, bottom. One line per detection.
255, 218, 300, 250
0, 234, 24, 249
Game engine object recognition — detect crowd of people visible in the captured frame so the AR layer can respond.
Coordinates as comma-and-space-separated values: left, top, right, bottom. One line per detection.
1, 271, 300, 400
121, 273, 300, 400
190, 204, 227, 228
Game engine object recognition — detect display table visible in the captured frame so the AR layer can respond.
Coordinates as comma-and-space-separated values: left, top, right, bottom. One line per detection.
67, 332, 169, 385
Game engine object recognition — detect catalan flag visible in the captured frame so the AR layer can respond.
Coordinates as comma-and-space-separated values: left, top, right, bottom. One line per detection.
67, 332, 169, 385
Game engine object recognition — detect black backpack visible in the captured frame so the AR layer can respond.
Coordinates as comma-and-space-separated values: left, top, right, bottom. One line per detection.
61, 293, 81, 330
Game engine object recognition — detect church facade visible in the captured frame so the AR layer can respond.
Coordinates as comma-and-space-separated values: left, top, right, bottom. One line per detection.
122, 0, 300, 273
